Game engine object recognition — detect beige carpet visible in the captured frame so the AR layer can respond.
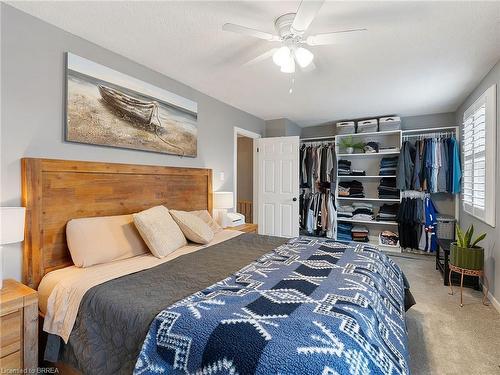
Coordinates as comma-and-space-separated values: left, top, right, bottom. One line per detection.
391, 254, 500, 375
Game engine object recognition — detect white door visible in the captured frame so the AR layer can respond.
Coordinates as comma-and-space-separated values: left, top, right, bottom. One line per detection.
256, 136, 299, 237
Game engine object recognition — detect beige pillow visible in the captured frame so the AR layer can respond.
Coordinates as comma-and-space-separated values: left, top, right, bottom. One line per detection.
170, 210, 215, 244
190, 210, 223, 233
66, 214, 148, 268
133, 206, 187, 258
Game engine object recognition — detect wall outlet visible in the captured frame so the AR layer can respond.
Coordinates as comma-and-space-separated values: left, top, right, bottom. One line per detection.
219, 171, 225, 181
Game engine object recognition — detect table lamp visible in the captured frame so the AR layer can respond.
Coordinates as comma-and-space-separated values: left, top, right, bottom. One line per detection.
214, 191, 235, 228
0, 207, 26, 289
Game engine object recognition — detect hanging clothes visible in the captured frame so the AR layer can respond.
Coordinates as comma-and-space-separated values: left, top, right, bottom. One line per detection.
397, 135, 461, 194
396, 192, 439, 252
299, 142, 337, 239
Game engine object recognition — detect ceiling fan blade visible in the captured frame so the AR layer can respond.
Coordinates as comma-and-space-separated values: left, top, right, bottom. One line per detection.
243, 48, 278, 66
222, 23, 280, 41
306, 28, 367, 46
291, 0, 324, 34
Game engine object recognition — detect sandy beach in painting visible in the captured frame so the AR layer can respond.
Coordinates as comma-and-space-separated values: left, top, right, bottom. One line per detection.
66, 70, 197, 156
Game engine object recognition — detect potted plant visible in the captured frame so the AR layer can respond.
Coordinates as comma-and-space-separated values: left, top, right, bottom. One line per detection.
450, 225, 486, 270
340, 136, 364, 154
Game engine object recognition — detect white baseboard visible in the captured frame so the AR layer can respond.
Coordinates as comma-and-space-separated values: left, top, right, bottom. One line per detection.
484, 286, 500, 314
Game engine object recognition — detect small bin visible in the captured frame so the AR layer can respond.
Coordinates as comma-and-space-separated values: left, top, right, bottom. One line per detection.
436, 215, 456, 240
336, 121, 355, 135
357, 119, 378, 133
379, 116, 401, 131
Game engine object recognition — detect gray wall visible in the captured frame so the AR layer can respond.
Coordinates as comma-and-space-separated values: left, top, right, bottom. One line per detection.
455, 59, 500, 305
0, 4, 265, 281
265, 118, 301, 137
237, 137, 253, 202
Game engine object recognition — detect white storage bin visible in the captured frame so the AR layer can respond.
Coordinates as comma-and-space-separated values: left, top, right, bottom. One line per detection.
379, 116, 401, 131
336, 121, 355, 135
357, 119, 378, 133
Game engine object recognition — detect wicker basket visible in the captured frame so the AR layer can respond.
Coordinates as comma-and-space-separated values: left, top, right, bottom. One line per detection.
436, 215, 456, 240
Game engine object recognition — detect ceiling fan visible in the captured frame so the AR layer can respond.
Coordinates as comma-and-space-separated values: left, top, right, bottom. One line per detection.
222, 0, 366, 73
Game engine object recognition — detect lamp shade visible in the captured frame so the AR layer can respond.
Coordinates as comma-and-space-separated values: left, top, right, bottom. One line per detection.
0, 207, 26, 245
214, 192, 234, 209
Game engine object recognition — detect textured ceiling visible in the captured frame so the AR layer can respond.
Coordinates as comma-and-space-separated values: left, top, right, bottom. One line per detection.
8, 1, 500, 126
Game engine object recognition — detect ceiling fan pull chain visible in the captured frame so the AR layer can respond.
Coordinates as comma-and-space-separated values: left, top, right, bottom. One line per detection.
289, 76, 296, 94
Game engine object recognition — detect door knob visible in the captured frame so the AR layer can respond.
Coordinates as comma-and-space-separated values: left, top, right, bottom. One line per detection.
292, 197, 297, 202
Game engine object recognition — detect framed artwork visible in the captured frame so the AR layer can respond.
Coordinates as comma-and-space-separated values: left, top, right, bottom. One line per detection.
65, 53, 198, 157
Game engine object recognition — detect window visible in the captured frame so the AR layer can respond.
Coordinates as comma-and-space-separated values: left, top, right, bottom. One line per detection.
462, 84, 496, 227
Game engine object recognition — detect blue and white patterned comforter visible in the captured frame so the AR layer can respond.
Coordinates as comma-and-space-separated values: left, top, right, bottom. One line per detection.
134, 237, 410, 375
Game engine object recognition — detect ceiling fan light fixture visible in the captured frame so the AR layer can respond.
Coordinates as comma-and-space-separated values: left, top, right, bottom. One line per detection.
280, 56, 295, 73
294, 47, 314, 68
272, 46, 291, 67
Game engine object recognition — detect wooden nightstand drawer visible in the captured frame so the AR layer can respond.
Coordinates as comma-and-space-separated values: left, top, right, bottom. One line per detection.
1, 279, 38, 370
0, 310, 22, 357
0, 351, 21, 370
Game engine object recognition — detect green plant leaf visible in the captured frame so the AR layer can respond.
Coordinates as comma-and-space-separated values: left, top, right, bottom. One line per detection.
456, 225, 465, 247
464, 225, 474, 248
471, 233, 487, 247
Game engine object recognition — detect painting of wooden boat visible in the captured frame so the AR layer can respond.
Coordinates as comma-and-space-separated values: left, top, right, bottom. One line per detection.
98, 85, 161, 131
66, 53, 197, 157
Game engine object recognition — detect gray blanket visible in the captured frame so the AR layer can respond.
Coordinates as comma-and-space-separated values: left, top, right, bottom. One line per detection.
46, 233, 289, 374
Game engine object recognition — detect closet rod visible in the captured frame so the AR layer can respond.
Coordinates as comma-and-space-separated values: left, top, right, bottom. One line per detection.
402, 131, 455, 139
401, 126, 458, 134
300, 135, 336, 141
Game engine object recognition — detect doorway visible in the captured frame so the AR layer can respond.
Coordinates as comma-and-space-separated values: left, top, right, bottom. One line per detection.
233, 127, 260, 225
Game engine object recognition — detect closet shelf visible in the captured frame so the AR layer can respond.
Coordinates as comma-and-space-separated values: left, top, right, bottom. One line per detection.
337, 197, 401, 202
336, 130, 402, 138
338, 218, 398, 226
337, 175, 396, 179
337, 152, 400, 157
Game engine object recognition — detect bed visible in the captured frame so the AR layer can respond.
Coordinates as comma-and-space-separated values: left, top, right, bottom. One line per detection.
22, 158, 413, 375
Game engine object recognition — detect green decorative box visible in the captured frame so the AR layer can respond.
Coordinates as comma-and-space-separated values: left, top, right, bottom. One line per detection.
450, 243, 484, 270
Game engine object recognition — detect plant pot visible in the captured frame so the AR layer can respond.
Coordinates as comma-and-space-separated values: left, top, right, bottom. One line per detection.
450, 242, 484, 270
345, 147, 354, 154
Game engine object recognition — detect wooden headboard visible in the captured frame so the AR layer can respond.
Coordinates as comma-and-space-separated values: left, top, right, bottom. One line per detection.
21, 158, 213, 289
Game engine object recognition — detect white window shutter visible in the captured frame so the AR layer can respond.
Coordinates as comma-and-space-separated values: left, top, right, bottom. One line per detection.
462, 84, 496, 227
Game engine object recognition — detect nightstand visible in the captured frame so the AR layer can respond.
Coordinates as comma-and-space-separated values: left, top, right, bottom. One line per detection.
0, 279, 38, 371
231, 223, 258, 233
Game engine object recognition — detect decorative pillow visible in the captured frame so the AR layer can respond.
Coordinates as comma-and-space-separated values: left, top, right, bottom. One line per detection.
170, 210, 215, 244
133, 206, 187, 258
66, 214, 148, 268
190, 210, 223, 233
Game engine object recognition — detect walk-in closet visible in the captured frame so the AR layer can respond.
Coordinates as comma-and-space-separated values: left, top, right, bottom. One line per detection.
299, 117, 461, 254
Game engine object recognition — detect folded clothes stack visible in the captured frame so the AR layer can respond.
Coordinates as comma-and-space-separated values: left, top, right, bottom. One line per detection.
379, 146, 400, 153
337, 222, 353, 241
352, 202, 374, 221
337, 205, 354, 218
380, 230, 399, 246
377, 203, 400, 221
378, 177, 400, 199
338, 180, 365, 198
351, 169, 366, 176
351, 225, 369, 242
379, 156, 398, 176
338, 159, 352, 176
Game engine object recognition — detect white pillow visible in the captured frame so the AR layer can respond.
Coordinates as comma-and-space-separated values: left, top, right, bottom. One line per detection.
133, 206, 187, 258
189, 210, 223, 233
170, 210, 215, 244
66, 214, 148, 268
